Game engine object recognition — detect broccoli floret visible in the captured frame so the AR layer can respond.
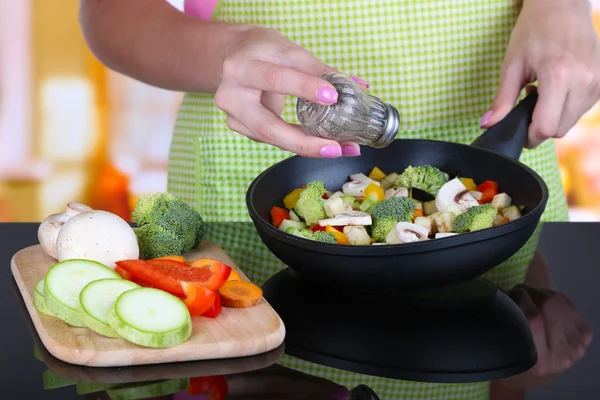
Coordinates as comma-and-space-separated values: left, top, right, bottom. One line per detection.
370, 196, 416, 242
132, 192, 205, 258
454, 204, 497, 233
296, 229, 337, 244
394, 165, 449, 196
294, 181, 327, 225
134, 224, 186, 259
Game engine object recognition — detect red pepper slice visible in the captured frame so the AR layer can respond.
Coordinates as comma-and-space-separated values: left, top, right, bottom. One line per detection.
202, 292, 222, 318
270, 206, 289, 228
310, 224, 326, 232
477, 180, 498, 192
182, 282, 216, 316
115, 265, 158, 290
187, 258, 232, 291
476, 180, 499, 204
115, 259, 231, 297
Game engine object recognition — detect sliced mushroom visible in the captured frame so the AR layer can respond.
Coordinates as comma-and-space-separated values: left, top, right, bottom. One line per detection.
394, 222, 430, 243
349, 173, 379, 185
435, 178, 479, 212
318, 211, 372, 226
384, 187, 409, 199
342, 181, 369, 197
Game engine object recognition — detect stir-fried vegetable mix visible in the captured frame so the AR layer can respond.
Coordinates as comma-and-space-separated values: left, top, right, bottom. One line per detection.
270, 166, 523, 245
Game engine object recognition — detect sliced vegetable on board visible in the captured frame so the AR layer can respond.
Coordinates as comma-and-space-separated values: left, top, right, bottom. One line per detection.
44, 259, 121, 327
152, 255, 186, 263
187, 258, 233, 290
78, 278, 140, 338
201, 292, 223, 318
181, 282, 216, 317
34, 279, 54, 316
107, 287, 192, 348
218, 281, 263, 309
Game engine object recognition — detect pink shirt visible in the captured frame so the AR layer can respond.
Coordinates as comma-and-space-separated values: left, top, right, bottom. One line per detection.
183, 0, 218, 20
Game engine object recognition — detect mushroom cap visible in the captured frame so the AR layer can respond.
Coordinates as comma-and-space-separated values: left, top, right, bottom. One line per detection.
56, 210, 139, 269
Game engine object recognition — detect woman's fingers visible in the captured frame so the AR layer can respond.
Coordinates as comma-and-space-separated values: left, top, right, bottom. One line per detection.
482, 60, 528, 128
261, 92, 286, 116
527, 69, 569, 148
230, 59, 338, 105
218, 87, 343, 157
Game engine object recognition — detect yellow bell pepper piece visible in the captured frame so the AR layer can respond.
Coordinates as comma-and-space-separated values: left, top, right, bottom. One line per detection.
325, 226, 350, 245
460, 178, 477, 191
368, 167, 386, 181
283, 188, 304, 210
364, 183, 385, 202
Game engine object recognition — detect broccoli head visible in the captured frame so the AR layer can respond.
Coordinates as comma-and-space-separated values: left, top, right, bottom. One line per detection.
295, 229, 337, 244
135, 224, 186, 259
369, 196, 415, 242
132, 192, 205, 258
394, 165, 449, 196
294, 181, 327, 226
454, 204, 497, 233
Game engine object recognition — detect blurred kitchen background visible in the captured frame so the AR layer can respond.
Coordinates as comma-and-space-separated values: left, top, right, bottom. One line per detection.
1, 0, 600, 223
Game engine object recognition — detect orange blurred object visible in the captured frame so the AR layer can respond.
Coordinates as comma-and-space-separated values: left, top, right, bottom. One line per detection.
88, 163, 132, 221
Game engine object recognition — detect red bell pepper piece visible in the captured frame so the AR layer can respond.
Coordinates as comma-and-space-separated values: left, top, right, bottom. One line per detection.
202, 292, 222, 318
181, 282, 216, 316
310, 224, 326, 232
477, 180, 499, 204
115, 259, 231, 297
187, 258, 232, 291
270, 206, 289, 228
115, 265, 158, 290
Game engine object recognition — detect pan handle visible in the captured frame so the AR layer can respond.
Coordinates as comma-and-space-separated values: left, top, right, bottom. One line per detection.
470, 89, 538, 160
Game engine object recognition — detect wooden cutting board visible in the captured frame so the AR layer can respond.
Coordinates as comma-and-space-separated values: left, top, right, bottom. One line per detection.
11, 242, 286, 367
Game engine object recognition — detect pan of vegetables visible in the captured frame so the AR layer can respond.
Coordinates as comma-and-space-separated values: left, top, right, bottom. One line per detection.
246, 90, 548, 288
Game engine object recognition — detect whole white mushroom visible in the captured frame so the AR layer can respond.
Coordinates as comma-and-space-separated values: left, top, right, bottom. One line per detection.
56, 210, 139, 269
38, 202, 93, 259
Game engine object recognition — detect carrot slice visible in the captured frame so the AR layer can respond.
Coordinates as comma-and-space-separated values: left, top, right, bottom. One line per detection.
413, 209, 424, 219
152, 255, 186, 263
218, 281, 263, 308
499, 217, 510, 225
227, 270, 241, 282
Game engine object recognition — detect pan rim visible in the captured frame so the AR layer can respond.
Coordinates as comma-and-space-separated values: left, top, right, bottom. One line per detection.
246, 138, 549, 256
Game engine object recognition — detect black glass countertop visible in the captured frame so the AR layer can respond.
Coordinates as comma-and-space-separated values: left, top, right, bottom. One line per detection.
1, 222, 598, 399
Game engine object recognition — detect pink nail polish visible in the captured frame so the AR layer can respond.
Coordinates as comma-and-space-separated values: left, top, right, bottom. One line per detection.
316, 87, 338, 104
480, 110, 493, 128
341, 144, 361, 156
320, 145, 342, 158
350, 76, 369, 87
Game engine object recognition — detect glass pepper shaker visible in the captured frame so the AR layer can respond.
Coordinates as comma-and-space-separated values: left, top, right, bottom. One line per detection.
296, 72, 400, 148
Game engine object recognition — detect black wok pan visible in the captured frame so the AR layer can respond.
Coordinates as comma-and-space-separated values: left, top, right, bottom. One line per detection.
246, 91, 548, 289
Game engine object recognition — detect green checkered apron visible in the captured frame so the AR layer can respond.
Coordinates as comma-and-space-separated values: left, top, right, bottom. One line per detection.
167, 1, 569, 398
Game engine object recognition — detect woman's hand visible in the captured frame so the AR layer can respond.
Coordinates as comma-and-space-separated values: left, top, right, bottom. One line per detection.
215, 26, 365, 158
501, 284, 592, 390
481, 0, 600, 148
